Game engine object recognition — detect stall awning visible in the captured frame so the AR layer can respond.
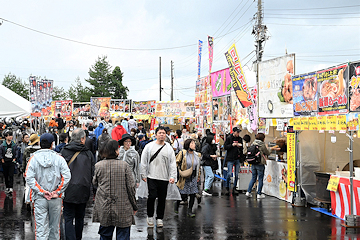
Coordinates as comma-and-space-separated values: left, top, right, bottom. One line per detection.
0, 84, 31, 118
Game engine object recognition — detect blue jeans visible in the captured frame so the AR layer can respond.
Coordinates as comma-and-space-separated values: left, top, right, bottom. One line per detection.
98, 225, 130, 240
247, 164, 265, 194
203, 166, 214, 190
226, 160, 240, 189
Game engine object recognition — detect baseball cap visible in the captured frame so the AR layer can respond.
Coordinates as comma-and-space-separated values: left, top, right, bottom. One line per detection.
233, 127, 241, 133
40, 133, 55, 143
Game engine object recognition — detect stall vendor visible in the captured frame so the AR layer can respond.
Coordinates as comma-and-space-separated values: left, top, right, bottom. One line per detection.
273, 138, 287, 160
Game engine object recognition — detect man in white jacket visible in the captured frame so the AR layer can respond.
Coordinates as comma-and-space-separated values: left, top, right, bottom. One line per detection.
140, 126, 177, 228
25, 133, 71, 240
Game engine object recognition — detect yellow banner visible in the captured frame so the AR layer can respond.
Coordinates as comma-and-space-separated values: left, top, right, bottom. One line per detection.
308, 117, 318, 131
293, 118, 301, 131
326, 115, 337, 131
327, 175, 340, 192
336, 115, 347, 131
317, 116, 327, 131
287, 131, 296, 192
300, 117, 309, 130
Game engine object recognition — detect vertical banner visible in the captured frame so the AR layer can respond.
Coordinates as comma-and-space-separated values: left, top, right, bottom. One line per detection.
197, 40, 203, 80
224, 43, 252, 108
208, 36, 214, 73
29, 76, 38, 114
287, 126, 296, 192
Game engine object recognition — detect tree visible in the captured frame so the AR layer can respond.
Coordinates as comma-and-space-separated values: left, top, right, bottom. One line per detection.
68, 77, 92, 102
110, 66, 128, 99
2, 73, 29, 99
86, 56, 128, 99
52, 86, 68, 100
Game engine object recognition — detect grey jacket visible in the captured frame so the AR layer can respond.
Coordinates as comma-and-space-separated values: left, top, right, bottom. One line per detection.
118, 146, 140, 184
25, 149, 71, 201
251, 139, 270, 165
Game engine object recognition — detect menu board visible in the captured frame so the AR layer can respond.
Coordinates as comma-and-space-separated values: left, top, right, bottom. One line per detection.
212, 95, 231, 122
317, 63, 349, 115
132, 100, 155, 115
349, 61, 360, 112
293, 72, 318, 116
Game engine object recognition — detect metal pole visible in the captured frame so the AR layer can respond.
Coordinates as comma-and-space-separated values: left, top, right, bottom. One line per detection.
345, 131, 355, 226
159, 57, 162, 101
171, 60, 173, 101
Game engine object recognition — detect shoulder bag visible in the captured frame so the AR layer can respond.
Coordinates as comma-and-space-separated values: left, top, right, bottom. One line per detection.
178, 150, 194, 178
68, 151, 81, 166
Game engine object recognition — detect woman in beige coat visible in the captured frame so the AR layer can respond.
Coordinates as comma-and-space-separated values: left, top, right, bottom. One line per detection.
93, 140, 138, 240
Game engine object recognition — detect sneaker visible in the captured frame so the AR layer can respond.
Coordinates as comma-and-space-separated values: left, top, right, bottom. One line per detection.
188, 209, 195, 218
147, 217, 154, 227
202, 189, 212, 196
232, 189, 238, 196
179, 200, 188, 205
245, 192, 252, 198
5, 188, 9, 194
257, 194, 265, 199
9, 188, 13, 193
156, 219, 163, 228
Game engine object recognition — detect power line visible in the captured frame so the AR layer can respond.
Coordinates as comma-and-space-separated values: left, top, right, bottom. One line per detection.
213, 0, 245, 36
265, 12, 360, 16
265, 16, 360, 19
0, 17, 197, 51
266, 4, 360, 11
266, 22, 360, 26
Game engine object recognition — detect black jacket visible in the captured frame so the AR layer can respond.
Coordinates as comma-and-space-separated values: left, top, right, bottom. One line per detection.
60, 142, 95, 204
201, 143, 217, 169
224, 134, 244, 163
0, 141, 17, 162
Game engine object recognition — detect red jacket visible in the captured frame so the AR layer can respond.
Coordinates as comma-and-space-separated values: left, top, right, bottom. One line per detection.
111, 125, 127, 141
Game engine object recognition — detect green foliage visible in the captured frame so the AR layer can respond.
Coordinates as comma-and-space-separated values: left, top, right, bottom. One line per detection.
68, 77, 92, 102
52, 86, 68, 100
1, 73, 29, 100
86, 56, 128, 99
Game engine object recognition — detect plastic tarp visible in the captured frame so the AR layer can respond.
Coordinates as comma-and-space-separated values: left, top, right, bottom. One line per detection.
0, 84, 31, 118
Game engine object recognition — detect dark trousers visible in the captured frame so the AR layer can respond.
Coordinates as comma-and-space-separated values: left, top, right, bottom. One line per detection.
63, 201, 87, 240
2, 162, 15, 188
147, 178, 168, 219
98, 225, 130, 240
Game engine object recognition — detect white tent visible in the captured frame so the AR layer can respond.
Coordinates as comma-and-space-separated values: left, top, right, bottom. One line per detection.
0, 84, 31, 118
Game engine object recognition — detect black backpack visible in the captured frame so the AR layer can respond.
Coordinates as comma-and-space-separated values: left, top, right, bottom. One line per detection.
246, 145, 261, 165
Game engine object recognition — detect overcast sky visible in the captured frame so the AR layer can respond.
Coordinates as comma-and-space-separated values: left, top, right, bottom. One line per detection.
0, 0, 359, 101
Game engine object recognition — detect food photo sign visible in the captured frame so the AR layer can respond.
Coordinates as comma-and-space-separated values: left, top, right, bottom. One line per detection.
258, 54, 295, 118
349, 61, 360, 112
317, 63, 349, 115
292, 71, 318, 116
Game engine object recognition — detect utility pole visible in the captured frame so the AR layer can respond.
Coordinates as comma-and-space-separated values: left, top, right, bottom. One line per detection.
159, 56, 162, 101
171, 60, 174, 101
253, 0, 267, 64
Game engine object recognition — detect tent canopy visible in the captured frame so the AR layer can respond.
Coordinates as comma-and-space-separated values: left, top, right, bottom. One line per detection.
0, 84, 31, 118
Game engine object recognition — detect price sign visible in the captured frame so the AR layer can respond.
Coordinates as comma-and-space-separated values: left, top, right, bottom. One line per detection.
327, 175, 340, 192
308, 117, 318, 131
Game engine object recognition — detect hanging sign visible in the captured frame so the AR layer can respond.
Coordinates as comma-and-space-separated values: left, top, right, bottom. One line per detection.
293, 118, 301, 131
287, 126, 296, 192
326, 115, 337, 131
308, 117, 318, 131
300, 117, 309, 130
336, 115, 347, 132
327, 175, 340, 192
317, 116, 327, 131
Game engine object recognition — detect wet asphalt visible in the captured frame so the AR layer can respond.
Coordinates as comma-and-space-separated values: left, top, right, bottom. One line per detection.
1, 176, 360, 240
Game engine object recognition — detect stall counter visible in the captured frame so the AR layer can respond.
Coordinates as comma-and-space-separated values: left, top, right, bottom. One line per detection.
330, 176, 360, 219
262, 160, 293, 203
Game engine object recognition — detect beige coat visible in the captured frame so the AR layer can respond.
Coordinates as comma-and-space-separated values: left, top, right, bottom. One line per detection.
92, 159, 138, 227
175, 149, 201, 190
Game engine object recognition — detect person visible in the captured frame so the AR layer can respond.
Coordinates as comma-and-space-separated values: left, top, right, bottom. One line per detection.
60, 128, 95, 240
140, 126, 177, 228
164, 127, 172, 144
25, 133, 71, 240
111, 121, 127, 141
54, 133, 68, 153
94, 122, 105, 140
130, 128, 137, 138
242, 134, 251, 155
93, 140, 138, 240
18, 133, 30, 170
0, 130, 18, 194
121, 118, 129, 133
97, 128, 111, 161
201, 134, 217, 196
85, 130, 97, 159
173, 129, 184, 155
174, 139, 201, 217
22, 134, 41, 173
191, 133, 201, 152
136, 122, 146, 137
245, 133, 272, 199
118, 134, 140, 188
224, 127, 244, 196
128, 116, 137, 131
49, 117, 58, 128
55, 113, 65, 133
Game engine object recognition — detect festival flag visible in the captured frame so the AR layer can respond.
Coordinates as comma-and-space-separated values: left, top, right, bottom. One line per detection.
208, 36, 214, 73
197, 40, 203, 80
224, 43, 252, 107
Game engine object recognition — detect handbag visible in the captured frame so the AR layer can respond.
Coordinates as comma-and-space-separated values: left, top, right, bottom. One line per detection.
178, 151, 194, 178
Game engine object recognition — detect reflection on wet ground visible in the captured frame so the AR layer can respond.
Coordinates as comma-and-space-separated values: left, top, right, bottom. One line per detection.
1, 177, 359, 239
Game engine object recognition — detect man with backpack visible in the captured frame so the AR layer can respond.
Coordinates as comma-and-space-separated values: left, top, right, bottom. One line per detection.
245, 133, 274, 199
224, 127, 244, 196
